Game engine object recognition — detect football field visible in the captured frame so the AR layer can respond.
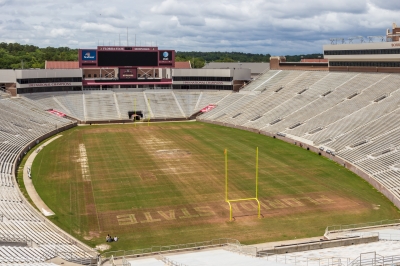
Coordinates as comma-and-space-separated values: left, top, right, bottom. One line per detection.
31, 122, 400, 251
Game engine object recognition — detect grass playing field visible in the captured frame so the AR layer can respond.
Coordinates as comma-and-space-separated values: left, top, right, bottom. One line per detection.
31, 122, 400, 252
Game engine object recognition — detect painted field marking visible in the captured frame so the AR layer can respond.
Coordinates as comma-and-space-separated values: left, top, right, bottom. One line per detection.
77, 143, 91, 181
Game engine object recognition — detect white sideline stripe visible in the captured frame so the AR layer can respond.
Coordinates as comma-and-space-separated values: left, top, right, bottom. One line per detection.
23, 135, 62, 217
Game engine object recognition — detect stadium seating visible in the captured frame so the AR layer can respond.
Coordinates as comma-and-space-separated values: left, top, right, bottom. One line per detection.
5, 69, 400, 263
23, 90, 232, 121
0, 97, 94, 264
199, 70, 400, 211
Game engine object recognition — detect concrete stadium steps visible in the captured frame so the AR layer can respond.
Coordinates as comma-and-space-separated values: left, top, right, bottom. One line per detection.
173, 90, 202, 117
53, 92, 85, 120
115, 91, 148, 120
239, 69, 281, 91
84, 91, 120, 121
201, 93, 245, 121
145, 90, 185, 119
194, 90, 232, 116
23, 93, 71, 115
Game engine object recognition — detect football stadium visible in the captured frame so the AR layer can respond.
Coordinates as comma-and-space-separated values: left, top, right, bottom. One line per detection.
1, 24, 400, 266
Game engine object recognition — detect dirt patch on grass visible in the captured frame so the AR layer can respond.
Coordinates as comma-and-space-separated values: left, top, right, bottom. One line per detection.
182, 135, 195, 141
95, 192, 369, 233
139, 171, 157, 181
95, 244, 111, 251
155, 149, 191, 158
84, 231, 100, 240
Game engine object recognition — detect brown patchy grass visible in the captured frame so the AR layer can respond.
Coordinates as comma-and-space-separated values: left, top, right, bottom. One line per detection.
32, 122, 400, 252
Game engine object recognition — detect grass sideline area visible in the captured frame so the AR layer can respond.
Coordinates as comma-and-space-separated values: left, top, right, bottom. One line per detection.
31, 122, 400, 252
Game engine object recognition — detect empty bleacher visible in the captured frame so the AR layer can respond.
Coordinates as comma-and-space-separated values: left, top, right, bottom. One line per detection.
0, 97, 94, 264
22, 90, 232, 122
6, 69, 400, 263
198, 70, 400, 210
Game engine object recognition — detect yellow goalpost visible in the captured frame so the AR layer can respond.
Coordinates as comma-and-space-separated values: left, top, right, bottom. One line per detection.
225, 147, 262, 221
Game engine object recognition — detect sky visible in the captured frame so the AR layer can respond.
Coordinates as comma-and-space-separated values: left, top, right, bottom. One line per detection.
0, 0, 399, 55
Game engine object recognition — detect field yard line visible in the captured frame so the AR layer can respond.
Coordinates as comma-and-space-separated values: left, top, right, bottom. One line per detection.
89, 176, 102, 233
24, 135, 63, 216
79, 138, 102, 233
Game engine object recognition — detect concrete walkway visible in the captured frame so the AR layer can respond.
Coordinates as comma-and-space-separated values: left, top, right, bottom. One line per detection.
23, 135, 63, 216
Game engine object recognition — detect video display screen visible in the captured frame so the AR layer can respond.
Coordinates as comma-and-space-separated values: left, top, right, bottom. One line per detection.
159, 51, 173, 61
98, 51, 159, 67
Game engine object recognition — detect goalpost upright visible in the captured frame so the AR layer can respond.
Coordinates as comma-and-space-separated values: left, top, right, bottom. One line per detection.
134, 97, 137, 127
225, 147, 261, 221
147, 98, 151, 126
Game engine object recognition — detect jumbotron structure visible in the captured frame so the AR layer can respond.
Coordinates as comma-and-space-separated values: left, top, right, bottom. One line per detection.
1, 23, 400, 265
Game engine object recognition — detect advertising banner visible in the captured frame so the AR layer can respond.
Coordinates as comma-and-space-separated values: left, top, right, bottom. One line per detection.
81, 50, 97, 61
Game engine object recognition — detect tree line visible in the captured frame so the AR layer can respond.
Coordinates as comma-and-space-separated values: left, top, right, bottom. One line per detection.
0, 42, 322, 69
0, 42, 78, 69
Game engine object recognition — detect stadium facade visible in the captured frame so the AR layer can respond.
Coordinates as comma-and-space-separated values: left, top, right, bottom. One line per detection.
0, 46, 252, 96
271, 23, 400, 72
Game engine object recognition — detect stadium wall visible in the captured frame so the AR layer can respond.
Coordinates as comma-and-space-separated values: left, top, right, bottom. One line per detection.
198, 118, 400, 211
329, 66, 400, 73
259, 235, 378, 254
270, 57, 328, 71
11, 121, 97, 255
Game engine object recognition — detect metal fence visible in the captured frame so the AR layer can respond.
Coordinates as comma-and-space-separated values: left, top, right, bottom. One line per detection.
257, 251, 352, 266
101, 238, 240, 264
325, 219, 400, 237
348, 252, 400, 266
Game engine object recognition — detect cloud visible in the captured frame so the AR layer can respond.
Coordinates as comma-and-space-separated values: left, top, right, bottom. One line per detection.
98, 7, 124, 19
0, 0, 397, 55
0, 0, 9, 7
81, 23, 118, 33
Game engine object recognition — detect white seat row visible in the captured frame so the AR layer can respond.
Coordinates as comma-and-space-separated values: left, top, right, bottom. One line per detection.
199, 70, 400, 207
0, 97, 93, 263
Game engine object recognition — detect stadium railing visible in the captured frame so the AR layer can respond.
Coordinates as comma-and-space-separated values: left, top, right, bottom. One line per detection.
348, 253, 400, 266
325, 219, 400, 238
100, 238, 240, 264
258, 251, 352, 266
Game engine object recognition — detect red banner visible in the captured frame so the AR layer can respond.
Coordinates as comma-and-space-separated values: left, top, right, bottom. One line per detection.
47, 109, 66, 117
200, 104, 216, 113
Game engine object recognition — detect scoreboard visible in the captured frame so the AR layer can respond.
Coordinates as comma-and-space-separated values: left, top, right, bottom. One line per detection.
79, 46, 175, 68
98, 51, 158, 67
